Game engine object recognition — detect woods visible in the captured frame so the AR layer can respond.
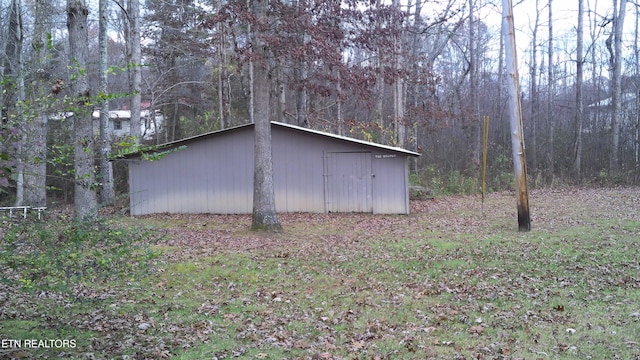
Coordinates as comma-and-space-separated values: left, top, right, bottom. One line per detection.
2, 1, 640, 357
1, 0, 640, 217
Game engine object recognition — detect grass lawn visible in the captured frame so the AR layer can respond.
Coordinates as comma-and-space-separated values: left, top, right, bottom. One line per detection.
1, 187, 639, 359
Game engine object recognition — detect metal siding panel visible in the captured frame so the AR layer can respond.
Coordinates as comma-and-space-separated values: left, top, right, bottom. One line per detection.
129, 124, 412, 215
238, 132, 254, 213
177, 149, 190, 213
190, 147, 209, 213
325, 152, 372, 213
153, 152, 169, 213
372, 154, 409, 214
222, 130, 253, 213
152, 161, 167, 213
208, 129, 253, 214
165, 150, 183, 213
129, 162, 144, 215
207, 137, 224, 213
272, 136, 288, 212
134, 160, 160, 215
273, 128, 326, 213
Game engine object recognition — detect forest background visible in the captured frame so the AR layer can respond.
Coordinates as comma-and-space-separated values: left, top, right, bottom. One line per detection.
1, 0, 639, 215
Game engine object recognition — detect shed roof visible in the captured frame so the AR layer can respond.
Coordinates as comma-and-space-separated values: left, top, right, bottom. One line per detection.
118, 121, 420, 159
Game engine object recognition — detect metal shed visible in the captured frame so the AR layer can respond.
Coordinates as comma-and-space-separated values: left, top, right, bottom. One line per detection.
124, 121, 420, 215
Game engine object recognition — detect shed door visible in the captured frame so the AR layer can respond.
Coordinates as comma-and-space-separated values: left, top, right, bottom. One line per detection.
324, 152, 373, 213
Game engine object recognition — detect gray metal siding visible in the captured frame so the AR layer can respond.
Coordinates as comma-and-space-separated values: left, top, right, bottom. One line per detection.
129, 124, 412, 215
130, 130, 255, 215
371, 153, 410, 214
324, 152, 373, 213
272, 128, 326, 212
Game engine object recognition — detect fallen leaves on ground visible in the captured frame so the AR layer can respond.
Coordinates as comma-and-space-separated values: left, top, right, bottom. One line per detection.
1, 187, 639, 359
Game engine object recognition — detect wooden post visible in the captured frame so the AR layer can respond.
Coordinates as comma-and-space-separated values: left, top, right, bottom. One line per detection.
482, 115, 489, 213
502, 0, 531, 231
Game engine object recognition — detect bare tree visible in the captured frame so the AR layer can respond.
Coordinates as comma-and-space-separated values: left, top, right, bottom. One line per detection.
528, 0, 541, 173
469, 0, 480, 166
67, 0, 98, 219
608, 0, 628, 173
4, 0, 25, 206
574, 0, 584, 178
635, 3, 640, 166
99, 0, 114, 204
128, 0, 142, 142
293, 0, 309, 127
547, 0, 555, 176
392, 0, 406, 147
217, 0, 227, 129
22, 0, 51, 209
0, 15, 4, 129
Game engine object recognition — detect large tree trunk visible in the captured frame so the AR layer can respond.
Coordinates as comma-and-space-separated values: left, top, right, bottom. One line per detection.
251, 0, 282, 232
23, 0, 50, 208
502, 0, 531, 232
5, 0, 26, 206
99, 0, 114, 204
68, 0, 98, 219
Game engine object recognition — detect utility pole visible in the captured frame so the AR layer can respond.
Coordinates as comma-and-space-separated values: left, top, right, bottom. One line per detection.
502, 0, 531, 232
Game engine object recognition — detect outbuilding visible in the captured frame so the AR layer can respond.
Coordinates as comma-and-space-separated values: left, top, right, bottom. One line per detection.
122, 121, 420, 215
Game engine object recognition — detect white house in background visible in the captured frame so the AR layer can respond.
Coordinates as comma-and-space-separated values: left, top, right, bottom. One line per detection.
92, 109, 164, 141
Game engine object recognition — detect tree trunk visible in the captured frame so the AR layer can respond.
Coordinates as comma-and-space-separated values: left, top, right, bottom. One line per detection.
0, 17, 5, 125
528, 0, 540, 174
217, 0, 227, 129
251, 0, 282, 232
469, 0, 480, 171
68, 0, 98, 219
410, 0, 423, 173
128, 0, 142, 142
609, 0, 628, 173
502, 0, 531, 232
99, 0, 115, 204
635, 5, 640, 166
547, 0, 555, 177
392, 0, 405, 148
294, 3, 308, 129
337, 70, 343, 136
374, 0, 384, 139
574, 0, 584, 179
5, 0, 25, 206
295, 59, 308, 127
24, 0, 50, 209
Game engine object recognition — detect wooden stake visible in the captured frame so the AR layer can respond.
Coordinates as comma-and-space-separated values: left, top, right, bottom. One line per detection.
482, 115, 489, 214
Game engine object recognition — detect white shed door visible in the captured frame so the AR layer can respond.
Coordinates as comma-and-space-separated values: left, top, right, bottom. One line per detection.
324, 152, 373, 213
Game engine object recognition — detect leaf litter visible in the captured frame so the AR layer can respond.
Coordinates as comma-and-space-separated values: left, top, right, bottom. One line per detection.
1, 187, 639, 359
